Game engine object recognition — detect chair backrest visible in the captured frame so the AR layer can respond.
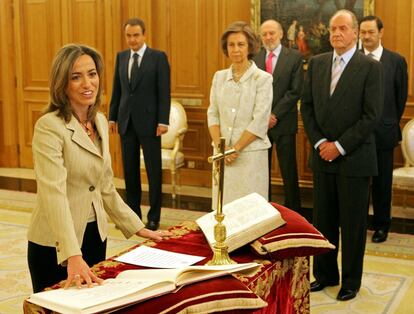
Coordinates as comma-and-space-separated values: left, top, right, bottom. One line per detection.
161, 100, 188, 149
401, 119, 414, 167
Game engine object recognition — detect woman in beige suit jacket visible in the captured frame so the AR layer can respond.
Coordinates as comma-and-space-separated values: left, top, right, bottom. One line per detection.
27, 44, 170, 293
207, 22, 272, 207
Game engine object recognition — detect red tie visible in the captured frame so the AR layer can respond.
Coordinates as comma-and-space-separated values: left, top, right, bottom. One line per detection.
266, 52, 274, 74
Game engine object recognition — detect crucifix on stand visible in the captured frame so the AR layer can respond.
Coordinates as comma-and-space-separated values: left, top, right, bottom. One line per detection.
206, 137, 238, 265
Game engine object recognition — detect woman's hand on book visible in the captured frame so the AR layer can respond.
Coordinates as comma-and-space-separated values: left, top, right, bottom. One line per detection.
64, 255, 104, 289
137, 228, 173, 241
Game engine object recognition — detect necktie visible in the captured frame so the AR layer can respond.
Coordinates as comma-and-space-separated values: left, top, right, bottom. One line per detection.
266, 52, 274, 74
130, 53, 139, 88
330, 56, 343, 96
367, 52, 375, 59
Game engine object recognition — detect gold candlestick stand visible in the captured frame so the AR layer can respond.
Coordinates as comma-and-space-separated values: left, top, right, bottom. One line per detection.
206, 138, 237, 265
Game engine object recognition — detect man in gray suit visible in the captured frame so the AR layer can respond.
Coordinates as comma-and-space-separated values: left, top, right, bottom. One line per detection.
301, 10, 383, 301
360, 15, 408, 243
254, 19, 303, 211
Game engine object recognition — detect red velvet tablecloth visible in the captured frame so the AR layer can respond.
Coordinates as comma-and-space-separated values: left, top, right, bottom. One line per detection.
24, 221, 310, 314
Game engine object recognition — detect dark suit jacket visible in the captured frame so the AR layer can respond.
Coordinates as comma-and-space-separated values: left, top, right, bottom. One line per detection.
109, 47, 171, 136
374, 48, 408, 149
301, 50, 383, 177
253, 46, 304, 135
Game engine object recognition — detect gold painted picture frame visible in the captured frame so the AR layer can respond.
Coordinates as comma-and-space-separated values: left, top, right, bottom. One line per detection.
251, 0, 374, 60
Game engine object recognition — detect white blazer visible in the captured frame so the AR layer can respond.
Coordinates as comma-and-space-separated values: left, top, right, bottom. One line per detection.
28, 111, 144, 265
207, 62, 272, 151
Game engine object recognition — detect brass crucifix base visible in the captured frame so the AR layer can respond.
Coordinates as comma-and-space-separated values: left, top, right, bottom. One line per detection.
206, 213, 235, 265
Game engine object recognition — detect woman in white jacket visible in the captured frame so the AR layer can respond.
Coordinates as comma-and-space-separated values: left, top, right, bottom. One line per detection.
207, 21, 273, 207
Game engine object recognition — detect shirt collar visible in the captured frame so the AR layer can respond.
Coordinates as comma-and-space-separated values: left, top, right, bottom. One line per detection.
267, 44, 282, 58
363, 44, 383, 61
130, 43, 147, 59
333, 45, 357, 66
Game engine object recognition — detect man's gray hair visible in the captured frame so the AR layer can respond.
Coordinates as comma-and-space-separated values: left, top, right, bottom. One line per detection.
329, 9, 358, 30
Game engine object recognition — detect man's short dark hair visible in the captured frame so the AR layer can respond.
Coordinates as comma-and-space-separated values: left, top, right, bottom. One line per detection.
359, 15, 383, 31
124, 18, 146, 34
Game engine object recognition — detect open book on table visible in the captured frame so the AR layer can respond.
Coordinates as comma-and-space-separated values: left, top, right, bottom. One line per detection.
196, 192, 286, 252
27, 262, 259, 314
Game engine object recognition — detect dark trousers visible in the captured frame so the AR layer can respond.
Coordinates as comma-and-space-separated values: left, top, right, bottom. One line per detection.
120, 122, 162, 222
312, 172, 369, 290
27, 221, 107, 293
268, 133, 301, 211
372, 148, 394, 231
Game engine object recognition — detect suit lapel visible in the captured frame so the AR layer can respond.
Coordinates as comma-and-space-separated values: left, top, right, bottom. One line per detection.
121, 52, 130, 91
379, 48, 390, 64
255, 49, 266, 70
273, 47, 288, 83
313, 53, 334, 124
94, 115, 106, 158
66, 117, 101, 158
321, 53, 333, 104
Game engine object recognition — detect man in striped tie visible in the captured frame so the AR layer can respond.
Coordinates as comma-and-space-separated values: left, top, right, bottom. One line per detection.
301, 10, 383, 301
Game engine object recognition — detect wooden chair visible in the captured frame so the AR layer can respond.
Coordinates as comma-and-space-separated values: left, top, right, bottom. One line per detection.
141, 100, 187, 199
392, 119, 414, 208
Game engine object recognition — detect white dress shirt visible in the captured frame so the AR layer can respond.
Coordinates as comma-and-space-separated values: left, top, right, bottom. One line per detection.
363, 44, 383, 61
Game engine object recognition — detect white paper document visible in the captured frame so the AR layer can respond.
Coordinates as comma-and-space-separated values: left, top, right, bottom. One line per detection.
115, 245, 205, 268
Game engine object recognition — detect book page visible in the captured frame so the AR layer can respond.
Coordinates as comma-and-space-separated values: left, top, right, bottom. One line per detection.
115, 245, 205, 268
117, 268, 181, 283
28, 279, 173, 314
118, 262, 260, 287
174, 262, 260, 286
196, 193, 284, 245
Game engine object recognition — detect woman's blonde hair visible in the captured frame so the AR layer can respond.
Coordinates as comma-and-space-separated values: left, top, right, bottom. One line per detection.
45, 43, 104, 122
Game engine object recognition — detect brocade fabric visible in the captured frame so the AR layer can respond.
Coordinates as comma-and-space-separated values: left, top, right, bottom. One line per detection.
24, 219, 310, 314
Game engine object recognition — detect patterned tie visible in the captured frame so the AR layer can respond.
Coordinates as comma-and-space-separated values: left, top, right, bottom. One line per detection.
266, 52, 274, 74
330, 56, 343, 96
130, 53, 139, 88
367, 52, 375, 59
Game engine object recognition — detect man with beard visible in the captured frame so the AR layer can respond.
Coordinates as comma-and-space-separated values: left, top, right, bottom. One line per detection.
254, 19, 303, 211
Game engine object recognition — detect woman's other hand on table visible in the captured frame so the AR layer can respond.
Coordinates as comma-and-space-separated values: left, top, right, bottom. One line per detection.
136, 228, 173, 241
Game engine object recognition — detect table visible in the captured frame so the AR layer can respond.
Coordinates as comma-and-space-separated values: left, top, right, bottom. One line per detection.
24, 221, 310, 314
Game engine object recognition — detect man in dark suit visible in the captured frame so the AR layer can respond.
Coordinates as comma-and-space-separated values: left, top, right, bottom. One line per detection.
359, 15, 408, 243
253, 19, 303, 211
301, 10, 383, 301
109, 18, 171, 231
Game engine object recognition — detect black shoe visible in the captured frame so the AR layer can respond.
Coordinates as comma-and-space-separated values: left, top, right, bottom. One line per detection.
310, 281, 337, 292
146, 220, 160, 231
372, 229, 388, 243
336, 288, 358, 301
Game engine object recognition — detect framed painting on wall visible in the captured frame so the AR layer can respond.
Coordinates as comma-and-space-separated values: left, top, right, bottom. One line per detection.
251, 0, 374, 61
